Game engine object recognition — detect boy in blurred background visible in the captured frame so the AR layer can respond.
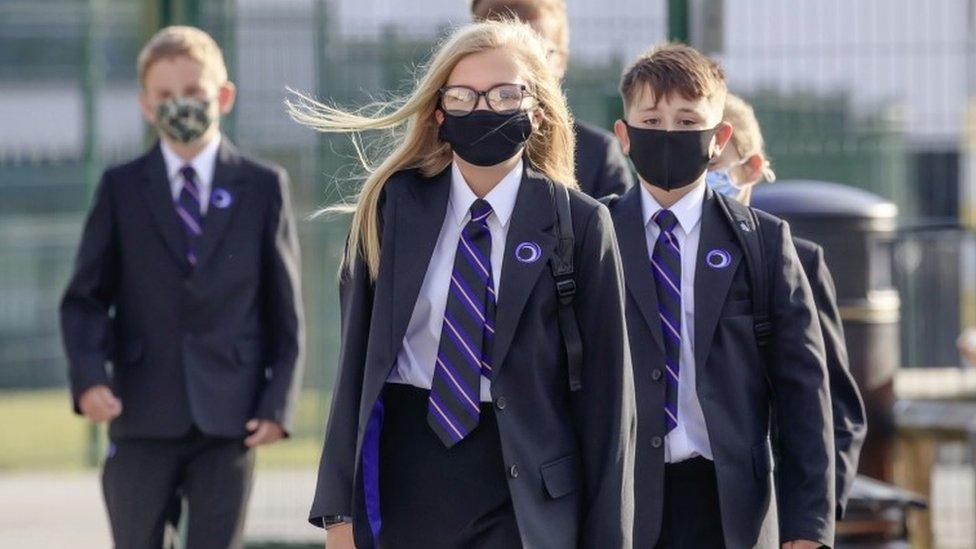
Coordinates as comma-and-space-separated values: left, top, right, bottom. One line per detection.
471, 0, 634, 198
60, 25, 304, 549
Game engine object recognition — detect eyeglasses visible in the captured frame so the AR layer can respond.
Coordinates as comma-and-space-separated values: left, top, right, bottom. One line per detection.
438, 83, 533, 116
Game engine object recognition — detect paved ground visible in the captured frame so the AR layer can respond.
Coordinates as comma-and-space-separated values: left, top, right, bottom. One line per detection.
0, 466, 973, 548
0, 468, 321, 548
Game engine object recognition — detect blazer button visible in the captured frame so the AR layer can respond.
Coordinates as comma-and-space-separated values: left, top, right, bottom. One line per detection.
509, 464, 520, 479
651, 369, 663, 381
651, 436, 663, 448
495, 396, 507, 410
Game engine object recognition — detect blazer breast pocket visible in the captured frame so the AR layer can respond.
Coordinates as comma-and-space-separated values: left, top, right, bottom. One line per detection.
722, 298, 753, 317
540, 454, 582, 499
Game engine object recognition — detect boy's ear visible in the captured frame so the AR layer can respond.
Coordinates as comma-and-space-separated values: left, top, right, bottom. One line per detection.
711, 121, 734, 158
217, 81, 237, 115
743, 153, 766, 185
613, 119, 630, 155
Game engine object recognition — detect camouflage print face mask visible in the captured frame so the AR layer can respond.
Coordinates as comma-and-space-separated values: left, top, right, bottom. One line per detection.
154, 96, 215, 144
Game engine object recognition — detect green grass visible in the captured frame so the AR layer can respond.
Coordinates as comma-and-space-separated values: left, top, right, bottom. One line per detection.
0, 389, 92, 470
0, 389, 330, 471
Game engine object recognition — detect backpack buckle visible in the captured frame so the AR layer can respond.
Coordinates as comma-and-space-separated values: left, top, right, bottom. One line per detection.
555, 277, 576, 301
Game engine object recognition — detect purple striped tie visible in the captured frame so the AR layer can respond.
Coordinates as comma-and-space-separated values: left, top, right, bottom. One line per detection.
651, 209, 681, 433
427, 199, 496, 447
175, 165, 203, 266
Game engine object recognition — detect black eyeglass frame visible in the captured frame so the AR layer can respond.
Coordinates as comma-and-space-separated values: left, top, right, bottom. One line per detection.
437, 83, 534, 116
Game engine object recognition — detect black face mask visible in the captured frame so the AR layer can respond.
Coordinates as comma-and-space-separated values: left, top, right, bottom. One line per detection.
438, 109, 533, 167
624, 122, 719, 191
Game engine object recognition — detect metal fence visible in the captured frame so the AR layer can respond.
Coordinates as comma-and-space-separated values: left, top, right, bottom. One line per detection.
2, 0, 975, 546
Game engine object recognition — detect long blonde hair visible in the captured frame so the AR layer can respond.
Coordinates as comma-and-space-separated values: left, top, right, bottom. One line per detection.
287, 19, 577, 280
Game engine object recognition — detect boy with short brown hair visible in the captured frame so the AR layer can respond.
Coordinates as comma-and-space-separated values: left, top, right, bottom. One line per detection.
61, 25, 304, 548
607, 42, 835, 548
471, 0, 635, 199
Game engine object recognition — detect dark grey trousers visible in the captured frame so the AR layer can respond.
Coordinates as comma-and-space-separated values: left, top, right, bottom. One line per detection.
655, 456, 726, 549
102, 427, 255, 549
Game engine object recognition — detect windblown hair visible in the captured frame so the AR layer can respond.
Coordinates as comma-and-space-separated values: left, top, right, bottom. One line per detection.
287, 19, 576, 280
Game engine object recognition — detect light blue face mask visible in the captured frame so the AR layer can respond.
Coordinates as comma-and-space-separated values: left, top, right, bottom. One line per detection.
705, 158, 750, 199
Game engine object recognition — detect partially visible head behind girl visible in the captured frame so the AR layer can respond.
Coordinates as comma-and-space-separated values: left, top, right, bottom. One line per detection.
708, 92, 776, 205
288, 19, 576, 280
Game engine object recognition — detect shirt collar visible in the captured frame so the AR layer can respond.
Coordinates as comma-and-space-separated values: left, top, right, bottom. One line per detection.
640, 180, 706, 234
160, 134, 222, 186
449, 159, 523, 228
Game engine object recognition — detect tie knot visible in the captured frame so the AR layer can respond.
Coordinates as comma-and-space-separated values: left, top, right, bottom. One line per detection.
179, 165, 197, 185
653, 209, 678, 232
469, 199, 493, 223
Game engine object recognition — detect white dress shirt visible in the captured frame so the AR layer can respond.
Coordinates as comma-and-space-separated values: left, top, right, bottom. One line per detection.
160, 135, 221, 215
640, 182, 713, 463
388, 160, 523, 402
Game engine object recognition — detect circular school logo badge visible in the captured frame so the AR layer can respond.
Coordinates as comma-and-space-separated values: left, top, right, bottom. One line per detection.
211, 188, 233, 209
515, 241, 542, 264
706, 249, 732, 269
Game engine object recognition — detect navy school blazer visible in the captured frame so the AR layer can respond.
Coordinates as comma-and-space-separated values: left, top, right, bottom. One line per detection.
60, 139, 305, 438
607, 184, 835, 548
790, 237, 867, 519
573, 121, 635, 200
309, 164, 637, 549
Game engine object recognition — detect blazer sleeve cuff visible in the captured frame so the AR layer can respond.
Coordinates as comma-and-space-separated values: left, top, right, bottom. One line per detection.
309, 507, 353, 529
252, 371, 300, 435
252, 402, 292, 436
69, 361, 111, 413
781, 528, 832, 548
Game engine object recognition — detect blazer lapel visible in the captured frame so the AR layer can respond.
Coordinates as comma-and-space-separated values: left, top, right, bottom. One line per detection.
693, 187, 743, 371
140, 143, 190, 269
194, 139, 245, 268
490, 167, 558, 373
388, 167, 452, 358
614, 185, 665, 352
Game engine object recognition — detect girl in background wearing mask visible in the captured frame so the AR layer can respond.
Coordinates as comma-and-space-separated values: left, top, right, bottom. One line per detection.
705, 93, 776, 203
707, 92, 867, 524
293, 19, 635, 549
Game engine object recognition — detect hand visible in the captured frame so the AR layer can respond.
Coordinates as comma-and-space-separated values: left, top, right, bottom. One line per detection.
325, 522, 355, 549
244, 418, 285, 448
79, 385, 122, 423
782, 541, 823, 549
957, 328, 976, 366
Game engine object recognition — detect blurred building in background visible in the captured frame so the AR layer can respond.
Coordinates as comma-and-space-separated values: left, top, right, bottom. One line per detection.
1, 0, 975, 547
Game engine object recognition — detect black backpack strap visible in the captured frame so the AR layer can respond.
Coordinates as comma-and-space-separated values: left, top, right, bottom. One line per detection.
549, 182, 583, 392
714, 193, 773, 349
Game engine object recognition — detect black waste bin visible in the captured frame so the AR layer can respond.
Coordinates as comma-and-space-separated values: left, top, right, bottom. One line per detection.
752, 181, 900, 481
837, 475, 926, 547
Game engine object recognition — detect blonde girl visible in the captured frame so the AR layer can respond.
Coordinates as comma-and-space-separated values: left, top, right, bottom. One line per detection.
294, 19, 635, 549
